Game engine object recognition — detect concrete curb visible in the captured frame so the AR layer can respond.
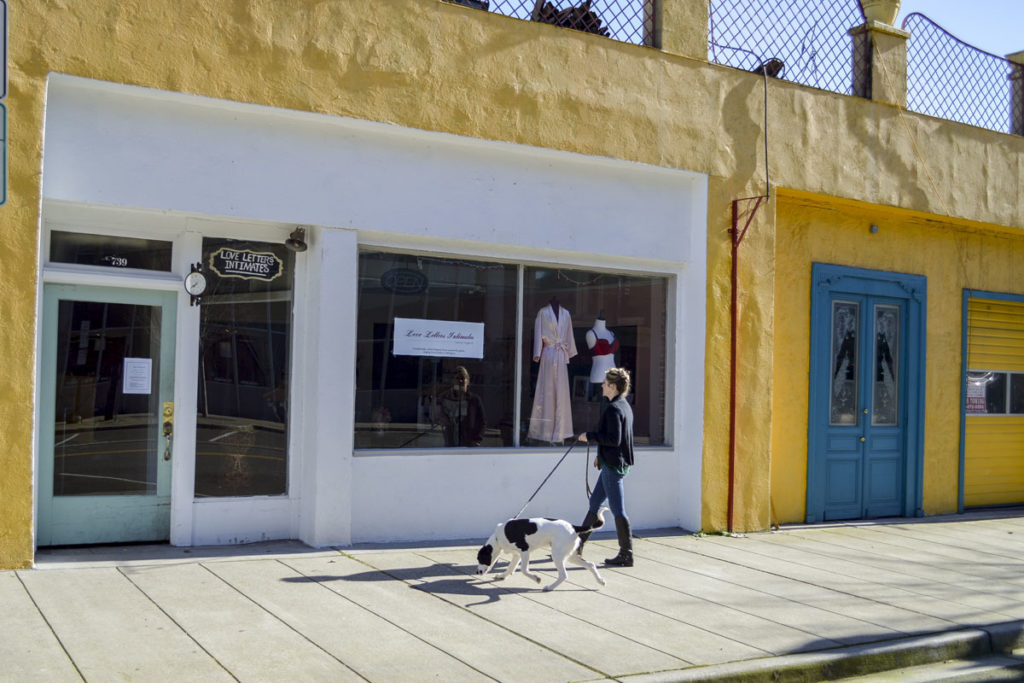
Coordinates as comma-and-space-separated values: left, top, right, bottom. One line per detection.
620, 621, 1024, 682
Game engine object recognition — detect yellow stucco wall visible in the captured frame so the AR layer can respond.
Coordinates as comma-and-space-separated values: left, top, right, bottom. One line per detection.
1, 0, 1021, 565
772, 191, 1024, 523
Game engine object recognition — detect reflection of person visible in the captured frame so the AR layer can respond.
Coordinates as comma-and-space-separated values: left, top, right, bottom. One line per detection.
585, 312, 619, 386
528, 297, 578, 443
576, 367, 635, 567
437, 366, 486, 447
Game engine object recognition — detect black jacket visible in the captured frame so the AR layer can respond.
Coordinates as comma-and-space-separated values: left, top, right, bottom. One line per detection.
587, 396, 634, 471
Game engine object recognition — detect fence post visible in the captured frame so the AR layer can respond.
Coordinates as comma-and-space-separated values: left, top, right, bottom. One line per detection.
660, 0, 708, 60
1009, 51, 1024, 136
849, 20, 910, 107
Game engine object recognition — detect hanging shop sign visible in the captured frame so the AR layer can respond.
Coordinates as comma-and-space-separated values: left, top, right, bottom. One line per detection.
392, 318, 484, 358
209, 247, 283, 282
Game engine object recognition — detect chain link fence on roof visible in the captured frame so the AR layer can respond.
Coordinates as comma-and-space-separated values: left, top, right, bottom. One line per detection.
446, 0, 657, 47
708, 0, 868, 95
903, 13, 1022, 135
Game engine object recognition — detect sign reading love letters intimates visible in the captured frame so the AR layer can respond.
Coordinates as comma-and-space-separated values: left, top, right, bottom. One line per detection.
209, 247, 283, 282
392, 318, 484, 359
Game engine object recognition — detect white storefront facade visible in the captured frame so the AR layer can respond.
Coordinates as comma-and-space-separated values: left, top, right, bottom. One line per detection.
35, 75, 707, 548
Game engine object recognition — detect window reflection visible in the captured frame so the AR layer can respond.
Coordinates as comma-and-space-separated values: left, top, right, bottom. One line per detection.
50, 231, 173, 271
872, 305, 899, 426
830, 300, 859, 425
355, 252, 517, 448
966, 371, 1009, 414
354, 253, 669, 449
195, 239, 293, 497
522, 267, 667, 446
53, 301, 161, 496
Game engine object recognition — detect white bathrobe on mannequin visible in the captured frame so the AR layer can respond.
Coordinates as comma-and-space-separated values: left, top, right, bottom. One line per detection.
529, 303, 577, 443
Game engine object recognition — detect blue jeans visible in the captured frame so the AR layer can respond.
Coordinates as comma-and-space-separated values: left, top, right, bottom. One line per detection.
588, 465, 628, 521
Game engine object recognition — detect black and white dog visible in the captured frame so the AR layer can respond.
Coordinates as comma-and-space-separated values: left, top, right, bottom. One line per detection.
475, 508, 607, 591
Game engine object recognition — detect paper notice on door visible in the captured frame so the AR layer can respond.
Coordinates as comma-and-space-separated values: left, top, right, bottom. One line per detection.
123, 357, 153, 395
965, 374, 989, 413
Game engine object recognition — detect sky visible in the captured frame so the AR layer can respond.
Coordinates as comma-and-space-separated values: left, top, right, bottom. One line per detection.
896, 0, 1022, 58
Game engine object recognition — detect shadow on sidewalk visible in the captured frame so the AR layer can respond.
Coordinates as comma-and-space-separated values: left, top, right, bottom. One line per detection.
283, 556, 597, 605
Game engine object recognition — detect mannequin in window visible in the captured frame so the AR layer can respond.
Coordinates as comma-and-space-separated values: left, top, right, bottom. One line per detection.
528, 296, 578, 443
437, 366, 486, 447
585, 310, 619, 397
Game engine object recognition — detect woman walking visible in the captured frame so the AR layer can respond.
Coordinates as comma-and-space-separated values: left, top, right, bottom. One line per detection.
576, 367, 635, 567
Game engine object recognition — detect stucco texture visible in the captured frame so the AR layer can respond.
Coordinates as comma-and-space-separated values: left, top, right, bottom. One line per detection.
1, 0, 1022, 564
772, 191, 1024, 524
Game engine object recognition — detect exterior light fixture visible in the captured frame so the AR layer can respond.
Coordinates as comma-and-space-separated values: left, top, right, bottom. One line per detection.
752, 58, 785, 78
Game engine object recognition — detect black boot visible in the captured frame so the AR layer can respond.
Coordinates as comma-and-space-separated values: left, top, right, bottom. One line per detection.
575, 510, 601, 556
605, 516, 633, 566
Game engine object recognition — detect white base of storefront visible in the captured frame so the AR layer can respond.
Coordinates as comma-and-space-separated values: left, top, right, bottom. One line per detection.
36, 75, 707, 548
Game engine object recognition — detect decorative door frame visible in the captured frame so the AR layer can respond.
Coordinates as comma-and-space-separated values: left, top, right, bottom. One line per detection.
806, 263, 927, 522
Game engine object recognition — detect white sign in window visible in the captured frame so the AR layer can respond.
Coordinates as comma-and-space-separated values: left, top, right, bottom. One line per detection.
392, 318, 484, 359
122, 357, 153, 395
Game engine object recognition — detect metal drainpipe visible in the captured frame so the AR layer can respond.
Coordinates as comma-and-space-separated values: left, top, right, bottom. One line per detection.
728, 195, 766, 533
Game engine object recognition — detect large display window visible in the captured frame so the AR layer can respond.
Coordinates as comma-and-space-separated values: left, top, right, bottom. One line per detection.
522, 267, 667, 446
356, 252, 518, 448
355, 250, 668, 450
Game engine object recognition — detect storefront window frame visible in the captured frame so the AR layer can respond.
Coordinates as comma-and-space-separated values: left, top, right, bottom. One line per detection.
353, 246, 673, 453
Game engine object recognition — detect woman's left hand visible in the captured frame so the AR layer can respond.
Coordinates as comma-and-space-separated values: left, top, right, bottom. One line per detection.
577, 433, 588, 443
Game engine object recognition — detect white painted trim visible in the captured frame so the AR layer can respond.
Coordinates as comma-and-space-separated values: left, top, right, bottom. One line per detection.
295, 227, 359, 547
169, 230, 202, 546
43, 263, 182, 290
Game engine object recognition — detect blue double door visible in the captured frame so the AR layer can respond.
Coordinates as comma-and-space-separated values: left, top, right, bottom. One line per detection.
807, 265, 925, 522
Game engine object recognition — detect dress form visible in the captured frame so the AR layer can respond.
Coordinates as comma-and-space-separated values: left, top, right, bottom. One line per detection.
586, 314, 618, 385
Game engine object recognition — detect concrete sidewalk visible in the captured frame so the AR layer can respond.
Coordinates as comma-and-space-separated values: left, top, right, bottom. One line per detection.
5, 510, 1024, 682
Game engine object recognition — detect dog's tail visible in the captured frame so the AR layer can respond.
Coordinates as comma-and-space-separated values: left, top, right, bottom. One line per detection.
574, 507, 608, 534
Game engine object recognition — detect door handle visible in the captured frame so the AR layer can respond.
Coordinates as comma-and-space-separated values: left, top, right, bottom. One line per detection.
162, 402, 174, 461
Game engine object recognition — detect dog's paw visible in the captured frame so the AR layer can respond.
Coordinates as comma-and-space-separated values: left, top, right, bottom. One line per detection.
494, 576, 506, 582
531, 575, 542, 584
542, 584, 554, 592
597, 578, 607, 587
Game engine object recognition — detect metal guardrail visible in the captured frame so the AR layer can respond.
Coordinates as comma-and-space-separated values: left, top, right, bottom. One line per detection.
903, 13, 1021, 135
446, 0, 657, 47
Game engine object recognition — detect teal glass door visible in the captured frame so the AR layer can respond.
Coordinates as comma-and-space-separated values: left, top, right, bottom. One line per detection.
38, 285, 176, 545
807, 265, 926, 523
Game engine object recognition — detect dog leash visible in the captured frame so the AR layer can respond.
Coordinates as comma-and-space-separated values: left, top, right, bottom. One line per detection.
585, 442, 592, 499
513, 439, 581, 519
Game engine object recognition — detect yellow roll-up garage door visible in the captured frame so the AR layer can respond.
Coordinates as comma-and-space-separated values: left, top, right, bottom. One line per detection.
964, 297, 1024, 507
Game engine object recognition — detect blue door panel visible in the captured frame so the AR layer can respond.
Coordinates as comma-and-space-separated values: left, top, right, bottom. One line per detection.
825, 460, 860, 504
